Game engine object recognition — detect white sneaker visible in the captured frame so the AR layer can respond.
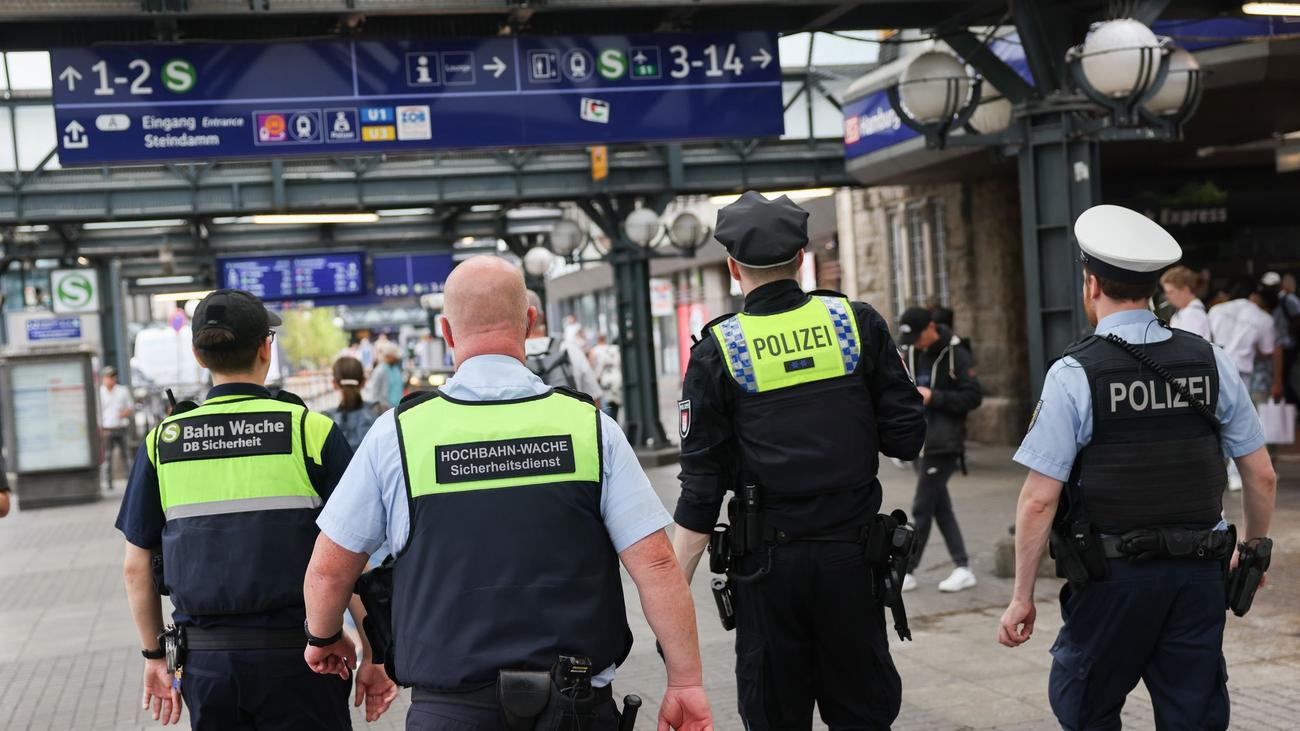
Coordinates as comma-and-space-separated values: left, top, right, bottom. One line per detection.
901, 573, 917, 593
1228, 472, 1243, 492
938, 567, 976, 593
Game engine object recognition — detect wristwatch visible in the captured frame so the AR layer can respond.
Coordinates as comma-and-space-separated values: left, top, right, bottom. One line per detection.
142, 647, 166, 659
304, 619, 343, 647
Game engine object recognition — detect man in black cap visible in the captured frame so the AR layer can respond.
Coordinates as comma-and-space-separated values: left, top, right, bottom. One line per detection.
116, 289, 396, 729
671, 191, 926, 730
896, 306, 981, 594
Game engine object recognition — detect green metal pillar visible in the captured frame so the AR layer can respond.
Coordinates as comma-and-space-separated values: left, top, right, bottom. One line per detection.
609, 237, 669, 448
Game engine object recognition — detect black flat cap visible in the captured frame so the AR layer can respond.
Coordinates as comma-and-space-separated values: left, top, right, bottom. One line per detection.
715, 191, 809, 268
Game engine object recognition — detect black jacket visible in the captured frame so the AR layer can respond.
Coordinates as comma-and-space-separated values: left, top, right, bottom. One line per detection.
905, 325, 982, 457
674, 280, 926, 537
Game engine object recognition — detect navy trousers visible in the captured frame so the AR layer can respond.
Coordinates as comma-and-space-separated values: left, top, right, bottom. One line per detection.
732, 542, 901, 731
405, 698, 620, 730
180, 647, 351, 730
1048, 558, 1230, 731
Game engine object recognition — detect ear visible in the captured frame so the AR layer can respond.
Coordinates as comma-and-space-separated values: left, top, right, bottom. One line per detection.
1085, 273, 1101, 301
526, 305, 538, 335
439, 315, 455, 348
794, 249, 805, 270
259, 336, 273, 362
726, 257, 742, 282
191, 345, 208, 370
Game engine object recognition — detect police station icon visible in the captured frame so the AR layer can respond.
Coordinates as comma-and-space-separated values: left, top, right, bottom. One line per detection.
333, 112, 351, 135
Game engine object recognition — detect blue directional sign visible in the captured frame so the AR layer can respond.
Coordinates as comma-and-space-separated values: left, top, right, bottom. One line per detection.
49, 32, 782, 165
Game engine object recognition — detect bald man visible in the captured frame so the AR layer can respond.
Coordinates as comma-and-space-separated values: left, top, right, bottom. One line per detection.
304, 257, 714, 731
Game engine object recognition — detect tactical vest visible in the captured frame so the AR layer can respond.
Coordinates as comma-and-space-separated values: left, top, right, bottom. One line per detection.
1068, 330, 1226, 534
391, 389, 630, 691
710, 293, 880, 497
149, 394, 323, 617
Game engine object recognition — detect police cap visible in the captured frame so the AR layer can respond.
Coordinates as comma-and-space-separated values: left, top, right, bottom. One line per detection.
714, 191, 809, 268
1074, 204, 1181, 285
192, 289, 282, 350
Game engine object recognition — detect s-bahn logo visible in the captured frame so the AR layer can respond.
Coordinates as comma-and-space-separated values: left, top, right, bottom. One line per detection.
50, 269, 100, 314
160, 424, 181, 444
163, 59, 196, 94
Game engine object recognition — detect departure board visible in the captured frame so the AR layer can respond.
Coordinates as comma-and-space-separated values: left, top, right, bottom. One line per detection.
218, 251, 365, 300
372, 253, 454, 298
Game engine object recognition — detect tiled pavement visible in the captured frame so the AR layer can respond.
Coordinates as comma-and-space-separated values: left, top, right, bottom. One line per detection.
3, 445, 1298, 730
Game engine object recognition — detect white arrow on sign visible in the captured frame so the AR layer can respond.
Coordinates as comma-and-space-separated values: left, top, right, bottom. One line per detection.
62, 120, 88, 149
750, 48, 773, 70
483, 56, 508, 79
58, 66, 83, 91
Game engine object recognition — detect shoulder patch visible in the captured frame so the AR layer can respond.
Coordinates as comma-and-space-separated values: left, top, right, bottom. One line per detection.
1028, 399, 1044, 433
678, 399, 691, 439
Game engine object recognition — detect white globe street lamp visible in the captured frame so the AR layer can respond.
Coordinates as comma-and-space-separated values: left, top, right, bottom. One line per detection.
668, 211, 705, 250
1078, 18, 1164, 99
1143, 47, 1201, 116
522, 246, 555, 277
549, 219, 585, 257
623, 207, 662, 247
968, 82, 1013, 135
898, 51, 972, 125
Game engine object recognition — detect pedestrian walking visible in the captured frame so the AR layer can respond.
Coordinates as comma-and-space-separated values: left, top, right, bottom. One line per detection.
896, 306, 981, 593
303, 257, 713, 731
99, 365, 134, 489
589, 334, 623, 421
1262, 271, 1300, 404
525, 289, 604, 404
1210, 279, 1282, 490
115, 289, 394, 729
671, 191, 926, 730
999, 205, 1276, 731
367, 340, 405, 411
1160, 265, 1211, 339
322, 356, 383, 452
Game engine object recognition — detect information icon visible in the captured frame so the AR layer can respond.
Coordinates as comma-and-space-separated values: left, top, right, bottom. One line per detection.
405, 53, 440, 87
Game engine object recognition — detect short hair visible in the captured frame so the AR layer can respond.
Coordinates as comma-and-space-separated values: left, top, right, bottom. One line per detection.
1160, 266, 1198, 291
735, 257, 800, 286
194, 328, 260, 373
1084, 267, 1156, 303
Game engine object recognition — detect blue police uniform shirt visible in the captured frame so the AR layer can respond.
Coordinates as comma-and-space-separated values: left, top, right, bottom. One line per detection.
1014, 309, 1266, 482
317, 353, 674, 687
115, 382, 355, 629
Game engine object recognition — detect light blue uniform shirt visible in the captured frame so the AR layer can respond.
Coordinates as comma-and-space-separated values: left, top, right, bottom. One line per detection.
317, 354, 672, 686
1014, 309, 1266, 482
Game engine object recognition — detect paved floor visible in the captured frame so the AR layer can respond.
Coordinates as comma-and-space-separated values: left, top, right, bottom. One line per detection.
2, 445, 1298, 730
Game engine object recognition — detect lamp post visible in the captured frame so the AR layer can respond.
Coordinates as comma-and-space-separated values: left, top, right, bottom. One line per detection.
533, 200, 708, 454
886, 15, 1203, 396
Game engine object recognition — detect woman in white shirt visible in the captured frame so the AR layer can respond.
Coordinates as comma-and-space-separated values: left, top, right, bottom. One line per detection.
1160, 266, 1211, 339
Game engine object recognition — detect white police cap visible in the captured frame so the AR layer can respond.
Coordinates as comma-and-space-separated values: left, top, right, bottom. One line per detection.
1074, 204, 1181, 284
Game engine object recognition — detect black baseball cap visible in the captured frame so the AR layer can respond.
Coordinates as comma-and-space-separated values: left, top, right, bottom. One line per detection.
192, 289, 281, 350
896, 306, 932, 346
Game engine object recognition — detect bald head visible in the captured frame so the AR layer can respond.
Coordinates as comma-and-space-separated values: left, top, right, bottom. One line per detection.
441, 256, 533, 366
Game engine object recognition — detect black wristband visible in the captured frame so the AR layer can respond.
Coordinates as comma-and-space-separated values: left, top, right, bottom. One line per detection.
304, 619, 343, 647
142, 647, 166, 659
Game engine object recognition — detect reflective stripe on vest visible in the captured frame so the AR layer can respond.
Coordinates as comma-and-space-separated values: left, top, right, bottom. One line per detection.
150, 395, 318, 517
711, 295, 862, 394
398, 391, 600, 496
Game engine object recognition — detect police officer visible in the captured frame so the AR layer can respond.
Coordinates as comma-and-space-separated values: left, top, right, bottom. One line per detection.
998, 205, 1277, 730
671, 191, 926, 730
302, 256, 713, 731
116, 289, 393, 729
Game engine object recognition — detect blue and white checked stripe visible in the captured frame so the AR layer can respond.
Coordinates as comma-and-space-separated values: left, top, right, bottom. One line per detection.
817, 296, 861, 374
717, 315, 760, 394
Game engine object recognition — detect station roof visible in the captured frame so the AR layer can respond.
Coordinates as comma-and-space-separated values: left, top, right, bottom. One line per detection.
0, 1, 1256, 48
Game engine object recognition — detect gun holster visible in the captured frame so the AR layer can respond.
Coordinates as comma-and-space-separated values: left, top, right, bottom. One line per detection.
354, 558, 397, 680
871, 510, 915, 642
1226, 537, 1273, 617
497, 670, 551, 731
1050, 520, 1110, 590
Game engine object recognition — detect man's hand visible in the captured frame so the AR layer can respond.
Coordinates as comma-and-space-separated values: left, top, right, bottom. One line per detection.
1229, 547, 1268, 589
657, 684, 713, 731
354, 662, 399, 722
304, 638, 356, 680
0, 491, 10, 518
998, 598, 1036, 648
141, 658, 182, 725
917, 386, 932, 406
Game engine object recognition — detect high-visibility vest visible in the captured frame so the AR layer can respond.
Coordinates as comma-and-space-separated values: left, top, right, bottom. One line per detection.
711, 294, 863, 394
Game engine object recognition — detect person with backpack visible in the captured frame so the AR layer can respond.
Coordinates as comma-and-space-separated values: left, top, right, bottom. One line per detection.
524, 290, 603, 404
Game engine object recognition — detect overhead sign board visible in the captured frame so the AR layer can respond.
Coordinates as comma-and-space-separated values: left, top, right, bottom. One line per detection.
218, 252, 365, 301
50, 32, 782, 165
50, 268, 100, 314
372, 253, 455, 298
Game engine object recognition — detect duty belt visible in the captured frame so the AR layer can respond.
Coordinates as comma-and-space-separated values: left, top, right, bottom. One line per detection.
1100, 527, 1235, 561
412, 683, 613, 708
182, 626, 306, 651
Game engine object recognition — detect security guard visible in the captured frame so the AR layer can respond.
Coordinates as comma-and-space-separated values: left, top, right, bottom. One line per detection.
116, 289, 388, 729
671, 191, 926, 730
998, 205, 1277, 730
302, 256, 713, 731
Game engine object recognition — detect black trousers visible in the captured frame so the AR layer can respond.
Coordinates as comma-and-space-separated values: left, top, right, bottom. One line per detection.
102, 427, 131, 485
405, 697, 620, 730
180, 647, 351, 730
907, 454, 969, 573
1048, 558, 1229, 730
732, 542, 901, 731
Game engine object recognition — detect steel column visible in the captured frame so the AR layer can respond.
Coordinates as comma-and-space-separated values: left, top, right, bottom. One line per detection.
98, 258, 131, 384
609, 239, 668, 448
